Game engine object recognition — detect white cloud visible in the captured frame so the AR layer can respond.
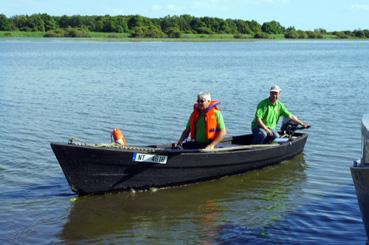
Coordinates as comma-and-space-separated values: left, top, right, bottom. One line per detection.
151, 5, 163, 11
151, 4, 182, 12
194, 0, 289, 6
140, 0, 291, 17
167, 4, 179, 11
190, 0, 289, 12
242, 0, 289, 4
351, 4, 369, 12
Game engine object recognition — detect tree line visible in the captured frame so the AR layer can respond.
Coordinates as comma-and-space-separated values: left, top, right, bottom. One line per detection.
1, 13, 369, 39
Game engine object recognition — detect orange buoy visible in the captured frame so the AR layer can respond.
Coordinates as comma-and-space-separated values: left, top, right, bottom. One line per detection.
112, 128, 127, 145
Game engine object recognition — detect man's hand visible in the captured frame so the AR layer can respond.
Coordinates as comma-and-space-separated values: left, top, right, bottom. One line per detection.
266, 128, 273, 136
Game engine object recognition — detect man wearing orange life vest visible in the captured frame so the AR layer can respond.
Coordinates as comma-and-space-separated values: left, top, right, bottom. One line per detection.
177, 92, 226, 150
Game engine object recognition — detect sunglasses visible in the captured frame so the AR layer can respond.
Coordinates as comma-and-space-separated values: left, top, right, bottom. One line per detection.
197, 99, 207, 103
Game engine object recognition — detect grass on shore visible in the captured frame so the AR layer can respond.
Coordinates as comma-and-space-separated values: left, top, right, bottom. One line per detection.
0, 31, 258, 41
0, 31, 45, 37
0, 31, 364, 41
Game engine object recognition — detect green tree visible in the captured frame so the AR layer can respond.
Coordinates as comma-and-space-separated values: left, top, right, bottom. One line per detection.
69, 15, 82, 27
128, 15, 144, 29
297, 30, 307, 39
285, 26, 295, 32
44, 28, 65, 37
197, 26, 213, 34
0, 14, 13, 31
40, 13, 56, 31
363, 29, 369, 38
224, 19, 238, 33
93, 16, 104, 32
334, 31, 349, 39
254, 31, 269, 39
314, 28, 327, 34
12, 14, 46, 32
130, 26, 145, 37
144, 25, 165, 38
130, 25, 164, 38
12, 15, 30, 31
29, 14, 45, 32
314, 30, 323, 38
235, 20, 252, 34
83, 18, 96, 32
178, 15, 192, 33
7, 13, 366, 40
160, 15, 179, 33
102, 15, 115, 32
59, 15, 70, 28
190, 17, 206, 33
306, 31, 317, 39
353, 29, 365, 38
64, 26, 90, 37
114, 16, 129, 33
202, 17, 222, 33
166, 27, 181, 38
248, 20, 262, 33
261, 20, 284, 34
218, 20, 229, 33
285, 30, 298, 39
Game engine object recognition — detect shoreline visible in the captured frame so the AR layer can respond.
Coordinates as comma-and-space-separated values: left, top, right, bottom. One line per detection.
2, 31, 369, 42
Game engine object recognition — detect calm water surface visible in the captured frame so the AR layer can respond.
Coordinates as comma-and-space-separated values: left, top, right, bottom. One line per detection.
1, 39, 369, 244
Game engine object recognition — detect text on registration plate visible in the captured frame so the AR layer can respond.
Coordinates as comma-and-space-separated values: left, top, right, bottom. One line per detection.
132, 152, 168, 164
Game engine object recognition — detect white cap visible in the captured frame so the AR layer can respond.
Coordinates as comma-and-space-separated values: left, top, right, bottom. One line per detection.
198, 91, 211, 101
270, 85, 281, 92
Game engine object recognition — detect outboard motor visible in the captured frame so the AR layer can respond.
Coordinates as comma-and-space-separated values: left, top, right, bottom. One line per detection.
280, 117, 299, 137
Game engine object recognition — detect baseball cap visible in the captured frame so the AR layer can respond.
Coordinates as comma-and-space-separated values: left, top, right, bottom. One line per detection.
270, 85, 281, 92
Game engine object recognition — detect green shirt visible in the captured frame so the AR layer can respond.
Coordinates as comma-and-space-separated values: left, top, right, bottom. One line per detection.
251, 98, 292, 130
186, 110, 225, 143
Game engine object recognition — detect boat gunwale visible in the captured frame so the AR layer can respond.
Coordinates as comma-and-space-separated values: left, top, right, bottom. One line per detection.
50, 133, 308, 155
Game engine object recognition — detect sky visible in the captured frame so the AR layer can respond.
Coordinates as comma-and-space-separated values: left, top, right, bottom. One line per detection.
1, 0, 369, 31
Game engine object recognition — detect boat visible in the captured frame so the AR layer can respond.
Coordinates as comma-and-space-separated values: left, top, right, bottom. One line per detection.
51, 123, 308, 195
351, 114, 369, 239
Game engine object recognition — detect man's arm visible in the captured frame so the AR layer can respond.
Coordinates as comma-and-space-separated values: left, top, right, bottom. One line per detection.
177, 128, 190, 146
256, 118, 274, 136
205, 129, 226, 150
289, 115, 310, 128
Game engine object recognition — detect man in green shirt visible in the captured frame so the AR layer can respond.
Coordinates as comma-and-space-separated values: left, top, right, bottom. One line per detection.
177, 92, 226, 149
251, 85, 310, 144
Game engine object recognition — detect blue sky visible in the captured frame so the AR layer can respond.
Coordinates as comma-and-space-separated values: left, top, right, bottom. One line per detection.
1, 0, 369, 31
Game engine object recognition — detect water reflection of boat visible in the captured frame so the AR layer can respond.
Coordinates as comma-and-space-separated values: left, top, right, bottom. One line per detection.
50, 132, 308, 195
59, 155, 307, 242
351, 114, 369, 238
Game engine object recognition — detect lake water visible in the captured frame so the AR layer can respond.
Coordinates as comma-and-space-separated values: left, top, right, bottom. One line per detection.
1, 39, 369, 244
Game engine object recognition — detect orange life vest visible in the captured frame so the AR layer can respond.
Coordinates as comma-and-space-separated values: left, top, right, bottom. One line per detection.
111, 128, 127, 145
189, 100, 221, 141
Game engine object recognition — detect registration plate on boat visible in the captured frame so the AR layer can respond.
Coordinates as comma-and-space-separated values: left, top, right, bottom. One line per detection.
132, 152, 168, 164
